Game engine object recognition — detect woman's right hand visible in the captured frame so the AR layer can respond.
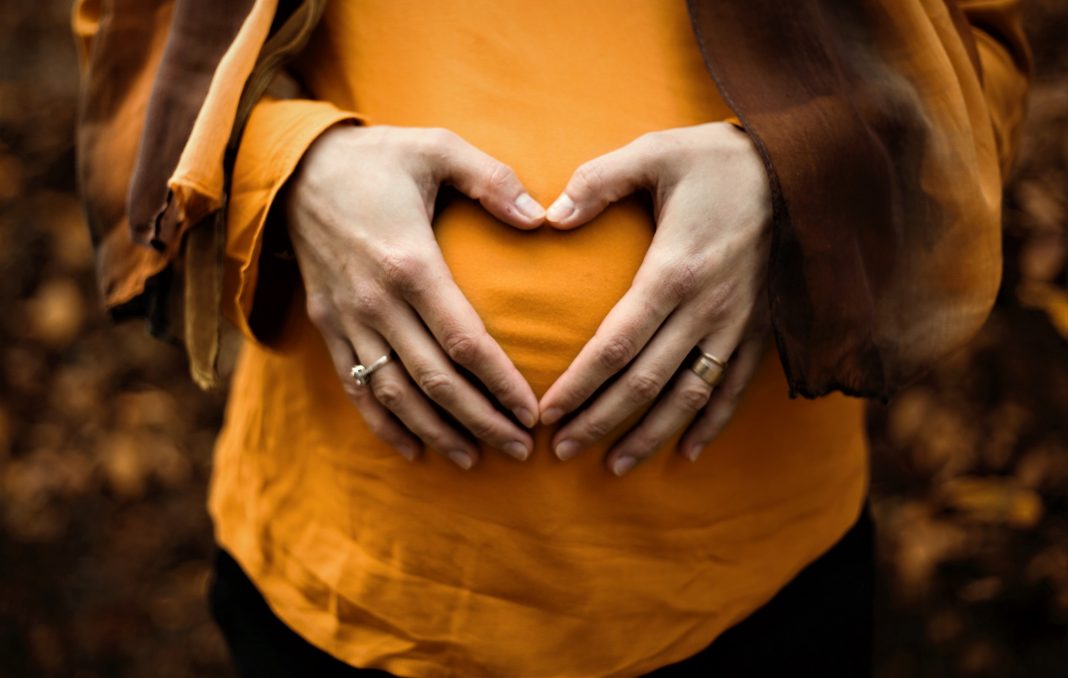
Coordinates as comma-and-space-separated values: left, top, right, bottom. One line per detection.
284, 124, 546, 469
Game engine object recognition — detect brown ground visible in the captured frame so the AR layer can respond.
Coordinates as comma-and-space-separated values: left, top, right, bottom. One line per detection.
1, 3, 1065, 676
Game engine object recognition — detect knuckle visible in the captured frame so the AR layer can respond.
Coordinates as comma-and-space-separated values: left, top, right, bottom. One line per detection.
720, 379, 746, 402
305, 294, 333, 328
627, 433, 659, 458
426, 126, 457, 151
341, 374, 367, 398
371, 378, 405, 409
634, 130, 664, 152
465, 415, 500, 442
573, 161, 605, 196
485, 162, 516, 194
355, 410, 388, 439
364, 420, 387, 441
626, 372, 664, 403
443, 331, 483, 365
341, 382, 364, 405
378, 250, 426, 293
484, 370, 517, 401
402, 422, 434, 447
638, 129, 679, 164
595, 335, 637, 372
678, 385, 713, 413
658, 259, 700, 302
697, 278, 740, 324
427, 431, 460, 453
579, 415, 614, 442
418, 370, 456, 402
703, 409, 732, 439
412, 127, 457, 166
351, 281, 387, 321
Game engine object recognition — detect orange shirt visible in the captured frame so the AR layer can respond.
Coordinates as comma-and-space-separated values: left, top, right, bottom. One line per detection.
212, 1, 869, 676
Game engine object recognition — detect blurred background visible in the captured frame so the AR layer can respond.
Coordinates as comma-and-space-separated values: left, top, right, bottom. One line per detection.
1, 2, 1066, 677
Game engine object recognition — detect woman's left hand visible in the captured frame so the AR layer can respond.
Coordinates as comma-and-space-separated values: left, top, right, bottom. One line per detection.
538, 121, 774, 476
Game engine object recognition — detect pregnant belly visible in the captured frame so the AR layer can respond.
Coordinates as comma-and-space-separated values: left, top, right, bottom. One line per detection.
434, 195, 654, 396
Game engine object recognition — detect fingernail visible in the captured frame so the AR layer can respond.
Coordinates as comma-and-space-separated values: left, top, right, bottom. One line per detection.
505, 441, 530, 461
611, 456, 637, 477
685, 443, 704, 462
398, 444, 419, 462
514, 193, 546, 220
546, 194, 575, 222
541, 407, 564, 426
514, 407, 536, 429
555, 439, 580, 461
448, 450, 474, 470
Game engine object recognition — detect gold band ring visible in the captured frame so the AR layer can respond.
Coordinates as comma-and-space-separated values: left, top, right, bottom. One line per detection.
689, 348, 728, 387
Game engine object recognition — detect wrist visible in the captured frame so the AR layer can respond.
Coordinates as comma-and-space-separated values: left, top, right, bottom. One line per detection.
283, 120, 362, 226
719, 121, 773, 231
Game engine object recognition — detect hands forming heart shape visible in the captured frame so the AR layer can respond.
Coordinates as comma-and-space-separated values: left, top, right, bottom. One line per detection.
285, 121, 772, 476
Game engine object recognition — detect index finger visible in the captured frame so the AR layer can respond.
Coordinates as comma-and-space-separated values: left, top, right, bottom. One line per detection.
402, 256, 539, 429
431, 129, 546, 229
538, 275, 673, 426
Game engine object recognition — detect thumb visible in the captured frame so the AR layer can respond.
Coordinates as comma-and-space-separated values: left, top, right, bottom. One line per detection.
434, 130, 546, 230
546, 136, 658, 230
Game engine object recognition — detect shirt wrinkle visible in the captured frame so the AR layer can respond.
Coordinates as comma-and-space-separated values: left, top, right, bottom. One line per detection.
208, 1, 876, 675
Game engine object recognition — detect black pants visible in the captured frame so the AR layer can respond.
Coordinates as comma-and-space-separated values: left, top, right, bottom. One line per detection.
208, 506, 873, 677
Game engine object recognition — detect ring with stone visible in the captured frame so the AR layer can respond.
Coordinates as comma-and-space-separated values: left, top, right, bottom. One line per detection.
350, 351, 393, 386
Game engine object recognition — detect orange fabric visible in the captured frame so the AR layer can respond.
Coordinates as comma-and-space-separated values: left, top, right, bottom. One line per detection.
221, 96, 367, 339
211, 1, 869, 676
71, 0, 175, 309
71, 0, 276, 308
169, 0, 278, 230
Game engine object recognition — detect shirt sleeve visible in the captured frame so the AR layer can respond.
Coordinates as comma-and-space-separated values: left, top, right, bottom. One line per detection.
223, 97, 367, 347
688, 0, 1032, 399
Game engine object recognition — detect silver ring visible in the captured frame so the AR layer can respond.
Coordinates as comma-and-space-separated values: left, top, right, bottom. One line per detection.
350, 351, 393, 386
689, 348, 728, 387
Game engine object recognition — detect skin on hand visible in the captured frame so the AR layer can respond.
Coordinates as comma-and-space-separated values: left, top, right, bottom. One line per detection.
538, 121, 774, 476
285, 123, 546, 470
